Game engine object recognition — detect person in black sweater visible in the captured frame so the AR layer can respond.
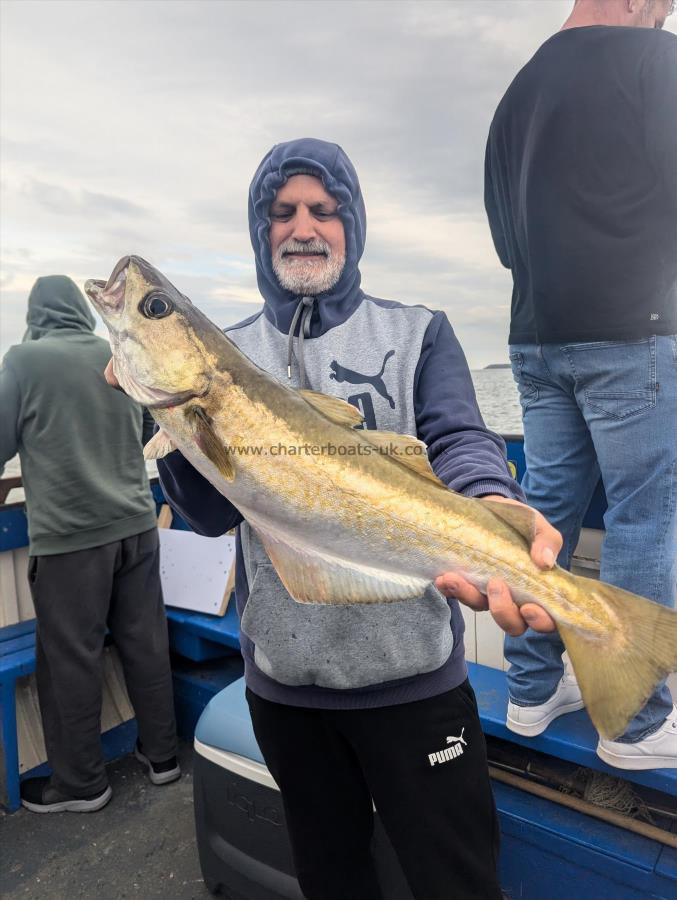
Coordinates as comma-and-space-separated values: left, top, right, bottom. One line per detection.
484, 0, 677, 770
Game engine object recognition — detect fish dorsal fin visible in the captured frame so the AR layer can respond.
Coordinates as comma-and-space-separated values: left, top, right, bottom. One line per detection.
361, 430, 447, 488
299, 389, 364, 428
252, 522, 429, 605
184, 405, 234, 481
298, 389, 443, 487
143, 429, 176, 460
479, 498, 535, 543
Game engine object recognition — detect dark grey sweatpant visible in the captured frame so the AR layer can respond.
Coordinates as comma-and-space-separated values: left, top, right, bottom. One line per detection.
28, 528, 177, 797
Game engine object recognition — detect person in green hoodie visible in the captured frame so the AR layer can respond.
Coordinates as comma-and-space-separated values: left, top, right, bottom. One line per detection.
0, 275, 179, 813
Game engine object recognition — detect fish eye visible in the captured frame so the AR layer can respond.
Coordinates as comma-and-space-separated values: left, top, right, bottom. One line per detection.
140, 292, 173, 319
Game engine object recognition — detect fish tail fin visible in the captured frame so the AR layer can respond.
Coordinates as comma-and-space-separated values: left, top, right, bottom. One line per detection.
558, 580, 677, 740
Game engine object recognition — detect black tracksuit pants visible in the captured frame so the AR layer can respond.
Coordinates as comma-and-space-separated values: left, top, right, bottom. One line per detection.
29, 528, 177, 797
247, 679, 502, 900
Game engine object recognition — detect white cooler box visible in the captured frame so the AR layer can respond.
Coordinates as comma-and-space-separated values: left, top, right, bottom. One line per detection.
193, 678, 414, 899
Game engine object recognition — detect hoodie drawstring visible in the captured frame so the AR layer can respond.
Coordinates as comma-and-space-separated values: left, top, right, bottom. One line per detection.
287, 295, 316, 388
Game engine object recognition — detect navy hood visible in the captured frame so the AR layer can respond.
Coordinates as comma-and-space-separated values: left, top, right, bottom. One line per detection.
248, 138, 366, 337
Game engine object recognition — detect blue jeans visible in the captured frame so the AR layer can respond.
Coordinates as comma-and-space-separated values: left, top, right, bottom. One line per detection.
505, 336, 677, 742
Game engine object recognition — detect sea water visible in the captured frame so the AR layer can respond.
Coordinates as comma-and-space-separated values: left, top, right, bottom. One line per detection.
470, 368, 522, 435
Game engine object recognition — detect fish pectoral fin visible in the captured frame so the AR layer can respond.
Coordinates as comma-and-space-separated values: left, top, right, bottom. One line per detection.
143, 429, 177, 460
360, 430, 446, 488
478, 498, 535, 544
558, 580, 677, 740
299, 390, 364, 428
184, 405, 234, 481
252, 525, 429, 605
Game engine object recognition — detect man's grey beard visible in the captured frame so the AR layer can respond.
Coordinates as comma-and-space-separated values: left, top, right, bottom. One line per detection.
272, 238, 345, 295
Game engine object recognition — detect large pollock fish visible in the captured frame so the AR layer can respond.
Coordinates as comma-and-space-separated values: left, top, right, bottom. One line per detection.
86, 256, 677, 740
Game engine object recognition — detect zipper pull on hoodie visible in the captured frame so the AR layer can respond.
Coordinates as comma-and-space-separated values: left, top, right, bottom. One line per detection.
287, 295, 316, 387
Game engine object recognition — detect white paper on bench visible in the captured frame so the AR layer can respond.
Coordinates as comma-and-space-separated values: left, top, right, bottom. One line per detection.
159, 529, 235, 615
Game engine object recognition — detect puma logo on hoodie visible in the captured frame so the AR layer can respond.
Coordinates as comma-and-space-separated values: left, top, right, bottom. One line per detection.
329, 350, 396, 409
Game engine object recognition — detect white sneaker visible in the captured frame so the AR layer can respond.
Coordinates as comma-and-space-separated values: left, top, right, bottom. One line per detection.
506, 674, 584, 737
597, 707, 677, 770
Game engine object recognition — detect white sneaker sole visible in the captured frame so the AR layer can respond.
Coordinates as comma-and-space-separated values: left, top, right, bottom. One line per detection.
596, 743, 677, 770
21, 785, 112, 813
134, 747, 181, 785
506, 699, 585, 737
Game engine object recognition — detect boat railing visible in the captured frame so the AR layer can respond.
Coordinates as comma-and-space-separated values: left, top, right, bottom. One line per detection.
0, 477, 22, 506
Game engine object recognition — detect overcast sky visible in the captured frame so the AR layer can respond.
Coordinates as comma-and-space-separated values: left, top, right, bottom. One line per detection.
1, 0, 675, 368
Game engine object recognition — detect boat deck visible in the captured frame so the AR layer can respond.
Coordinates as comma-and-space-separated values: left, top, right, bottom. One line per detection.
0, 740, 210, 899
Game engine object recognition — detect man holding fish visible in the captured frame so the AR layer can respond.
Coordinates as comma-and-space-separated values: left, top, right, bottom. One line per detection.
91, 139, 676, 899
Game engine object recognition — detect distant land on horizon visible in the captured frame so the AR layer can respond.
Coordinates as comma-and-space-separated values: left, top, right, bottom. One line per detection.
484, 363, 511, 369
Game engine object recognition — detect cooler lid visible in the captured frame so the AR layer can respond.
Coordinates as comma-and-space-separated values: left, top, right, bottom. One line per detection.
194, 676, 265, 763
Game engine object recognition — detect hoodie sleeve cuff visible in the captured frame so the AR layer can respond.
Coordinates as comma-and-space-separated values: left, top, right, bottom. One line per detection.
461, 480, 525, 502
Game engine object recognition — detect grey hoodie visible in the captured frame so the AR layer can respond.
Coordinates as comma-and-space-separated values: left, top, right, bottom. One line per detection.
0, 275, 157, 555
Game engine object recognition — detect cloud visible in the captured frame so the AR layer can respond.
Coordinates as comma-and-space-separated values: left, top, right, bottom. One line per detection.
26, 180, 147, 218
1, 0, 674, 366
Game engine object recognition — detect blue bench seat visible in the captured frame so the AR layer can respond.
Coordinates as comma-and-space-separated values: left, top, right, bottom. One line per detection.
468, 661, 677, 796
165, 601, 240, 661
0, 620, 37, 811
195, 664, 677, 796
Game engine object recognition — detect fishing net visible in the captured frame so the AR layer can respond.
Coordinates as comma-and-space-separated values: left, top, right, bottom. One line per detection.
560, 768, 654, 823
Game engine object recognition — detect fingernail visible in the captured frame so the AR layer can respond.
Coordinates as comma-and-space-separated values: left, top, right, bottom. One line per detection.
487, 582, 501, 598
542, 547, 555, 568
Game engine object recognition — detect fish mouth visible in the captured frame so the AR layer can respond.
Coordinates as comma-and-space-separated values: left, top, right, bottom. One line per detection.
85, 262, 129, 315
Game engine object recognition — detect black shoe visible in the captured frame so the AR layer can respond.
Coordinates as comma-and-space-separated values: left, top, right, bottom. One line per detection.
134, 741, 181, 785
20, 776, 112, 813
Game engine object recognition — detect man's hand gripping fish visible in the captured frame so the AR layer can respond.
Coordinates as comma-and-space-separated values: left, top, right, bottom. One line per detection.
86, 256, 677, 741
